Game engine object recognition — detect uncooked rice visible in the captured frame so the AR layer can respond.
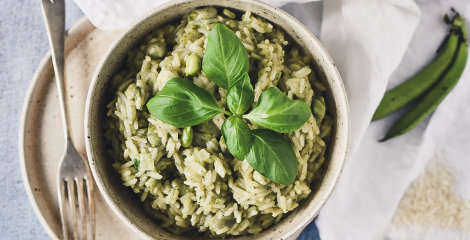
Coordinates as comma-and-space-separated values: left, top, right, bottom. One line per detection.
393, 156, 470, 231
104, 7, 332, 236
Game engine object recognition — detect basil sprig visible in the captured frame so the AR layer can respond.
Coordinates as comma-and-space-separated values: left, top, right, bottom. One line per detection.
146, 77, 226, 128
146, 23, 312, 185
226, 72, 254, 115
202, 24, 249, 89
222, 116, 252, 160
245, 87, 311, 133
246, 130, 297, 185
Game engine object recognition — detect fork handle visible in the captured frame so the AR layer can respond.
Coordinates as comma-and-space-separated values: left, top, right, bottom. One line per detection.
41, 0, 70, 141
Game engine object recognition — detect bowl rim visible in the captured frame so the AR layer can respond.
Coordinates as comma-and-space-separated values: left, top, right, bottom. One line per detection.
84, 0, 349, 239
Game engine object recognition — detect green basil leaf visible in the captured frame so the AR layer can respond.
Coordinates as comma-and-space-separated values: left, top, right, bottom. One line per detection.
222, 116, 253, 160
226, 72, 254, 115
244, 87, 311, 133
245, 129, 297, 185
146, 77, 224, 128
202, 24, 249, 89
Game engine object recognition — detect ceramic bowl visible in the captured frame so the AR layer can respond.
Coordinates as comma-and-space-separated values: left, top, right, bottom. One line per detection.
85, 0, 349, 239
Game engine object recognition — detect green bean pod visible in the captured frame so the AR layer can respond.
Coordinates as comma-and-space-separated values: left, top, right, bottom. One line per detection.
380, 18, 468, 142
372, 21, 461, 121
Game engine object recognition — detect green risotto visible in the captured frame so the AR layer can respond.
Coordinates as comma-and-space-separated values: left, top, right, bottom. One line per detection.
104, 7, 332, 237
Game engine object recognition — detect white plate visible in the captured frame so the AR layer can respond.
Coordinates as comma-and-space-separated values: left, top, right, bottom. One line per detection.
19, 17, 142, 240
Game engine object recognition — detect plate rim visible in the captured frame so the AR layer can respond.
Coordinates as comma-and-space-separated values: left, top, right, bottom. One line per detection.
19, 16, 92, 240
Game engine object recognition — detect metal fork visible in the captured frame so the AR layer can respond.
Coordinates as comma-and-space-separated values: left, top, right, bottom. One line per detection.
41, 0, 95, 239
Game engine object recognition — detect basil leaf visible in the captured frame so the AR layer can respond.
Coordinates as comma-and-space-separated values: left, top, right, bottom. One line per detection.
202, 24, 249, 89
146, 77, 224, 128
222, 116, 253, 160
245, 129, 297, 185
226, 73, 254, 115
244, 87, 311, 133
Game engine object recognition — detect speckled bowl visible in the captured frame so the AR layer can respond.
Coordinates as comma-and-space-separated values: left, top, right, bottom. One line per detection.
85, 0, 348, 239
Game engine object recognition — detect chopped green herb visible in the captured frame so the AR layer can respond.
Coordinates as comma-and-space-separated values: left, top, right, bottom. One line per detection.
133, 159, 140, 170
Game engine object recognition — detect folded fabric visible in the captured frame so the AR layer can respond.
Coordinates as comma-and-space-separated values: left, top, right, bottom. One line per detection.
317, 0, 470, 239
73, 0, 318, 30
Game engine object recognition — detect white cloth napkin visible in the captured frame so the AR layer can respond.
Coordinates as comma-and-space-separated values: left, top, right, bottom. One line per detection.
73, 0, 317, 30
317, 0, 470, 239
74, 0, 470, 239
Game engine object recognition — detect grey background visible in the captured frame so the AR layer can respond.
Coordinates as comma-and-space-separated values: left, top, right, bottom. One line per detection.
0, 0, 83, 239
0, 0, 322, 239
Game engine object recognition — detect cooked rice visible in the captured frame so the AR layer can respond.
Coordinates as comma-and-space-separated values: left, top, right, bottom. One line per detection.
104, 7, 332, 236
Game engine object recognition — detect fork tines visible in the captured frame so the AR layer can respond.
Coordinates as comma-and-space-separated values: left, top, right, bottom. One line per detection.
59, 177, 95, 240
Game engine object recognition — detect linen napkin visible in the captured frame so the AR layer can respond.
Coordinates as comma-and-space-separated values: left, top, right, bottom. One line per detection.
317, 0, 470, 239
72, 0, 318, 31
72, 0, 470, 239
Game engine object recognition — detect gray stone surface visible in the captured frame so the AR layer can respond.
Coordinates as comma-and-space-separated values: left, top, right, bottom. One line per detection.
0, 0, 83, 238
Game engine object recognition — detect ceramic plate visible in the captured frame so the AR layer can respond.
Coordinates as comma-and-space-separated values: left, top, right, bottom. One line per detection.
19, 17, 143, 240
